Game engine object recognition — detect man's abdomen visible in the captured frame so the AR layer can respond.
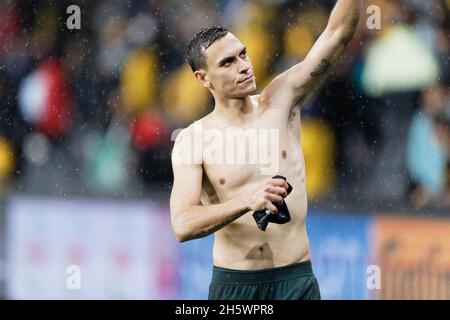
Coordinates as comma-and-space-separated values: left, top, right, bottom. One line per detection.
212, 193, 310, 270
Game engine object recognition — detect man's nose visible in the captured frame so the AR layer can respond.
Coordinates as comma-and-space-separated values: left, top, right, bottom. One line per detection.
238, 59, 249, 73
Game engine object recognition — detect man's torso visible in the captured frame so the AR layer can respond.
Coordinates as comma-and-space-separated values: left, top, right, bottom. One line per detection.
194, 95, 310, 270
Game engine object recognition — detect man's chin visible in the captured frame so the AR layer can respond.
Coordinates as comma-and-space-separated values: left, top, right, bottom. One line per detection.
242, 84, 258, 95
247, 86, 257, 95
227, 84, 257, 99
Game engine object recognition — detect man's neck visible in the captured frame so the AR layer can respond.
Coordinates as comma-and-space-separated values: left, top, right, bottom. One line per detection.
212, 95, 254, 126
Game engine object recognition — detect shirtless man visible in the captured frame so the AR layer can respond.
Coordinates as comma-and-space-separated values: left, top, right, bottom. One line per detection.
170, 0, 361, 300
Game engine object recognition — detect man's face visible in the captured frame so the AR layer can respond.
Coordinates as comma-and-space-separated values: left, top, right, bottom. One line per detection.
203, 33, 256, 98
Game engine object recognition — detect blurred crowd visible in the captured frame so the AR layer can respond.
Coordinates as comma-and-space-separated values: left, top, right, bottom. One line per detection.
0, 0, 449, 209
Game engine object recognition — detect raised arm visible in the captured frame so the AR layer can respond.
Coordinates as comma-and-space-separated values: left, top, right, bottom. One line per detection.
170, 127, 289, 243
261, 0, 361, 111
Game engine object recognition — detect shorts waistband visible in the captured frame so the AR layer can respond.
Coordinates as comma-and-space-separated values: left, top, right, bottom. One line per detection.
212, 260, 314, 284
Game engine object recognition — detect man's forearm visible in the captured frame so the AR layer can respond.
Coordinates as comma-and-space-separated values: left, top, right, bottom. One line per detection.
173, 196, 250, 242
326, 0, 361, 42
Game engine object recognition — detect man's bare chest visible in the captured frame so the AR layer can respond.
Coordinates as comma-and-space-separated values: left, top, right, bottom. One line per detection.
198, 107, 301, 198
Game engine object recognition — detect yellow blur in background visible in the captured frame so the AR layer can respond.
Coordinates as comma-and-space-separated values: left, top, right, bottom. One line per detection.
162, 65, 211, 124
0, 136, 15, 182
121, 48, 158, 114
301, 119, 335, 199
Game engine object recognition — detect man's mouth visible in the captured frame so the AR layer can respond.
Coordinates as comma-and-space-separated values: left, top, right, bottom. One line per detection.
239, 75, 254, 83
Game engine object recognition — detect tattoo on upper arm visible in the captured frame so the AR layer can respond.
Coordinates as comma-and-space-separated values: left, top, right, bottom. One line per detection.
310, 59, 332, 77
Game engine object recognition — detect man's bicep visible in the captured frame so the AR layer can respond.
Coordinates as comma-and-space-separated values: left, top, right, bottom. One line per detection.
260, 30, 346, 111
170, 160, 203, 218
170, 130, 203, 218
285, 29, 347, 102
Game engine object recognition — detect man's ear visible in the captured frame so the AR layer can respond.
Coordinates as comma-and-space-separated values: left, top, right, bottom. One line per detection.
194, 70, 211, 88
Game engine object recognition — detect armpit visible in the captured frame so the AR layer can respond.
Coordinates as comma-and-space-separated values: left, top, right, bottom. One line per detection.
310, 59, 332, 77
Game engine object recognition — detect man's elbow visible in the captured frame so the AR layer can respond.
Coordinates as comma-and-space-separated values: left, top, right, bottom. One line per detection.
171, 216, 196, 243
172, 223, 190, 243
173, 223, 206, 243
175, 233, 189, 243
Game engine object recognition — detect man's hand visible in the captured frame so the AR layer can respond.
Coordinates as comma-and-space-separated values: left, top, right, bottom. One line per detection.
247, 178, 290, 213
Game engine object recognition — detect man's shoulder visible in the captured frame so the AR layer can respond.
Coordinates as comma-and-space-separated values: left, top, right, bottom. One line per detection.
172, 116, 213, 152
174, 123, 200, 144
176, 115, 210, 136
171, 121, 205, 166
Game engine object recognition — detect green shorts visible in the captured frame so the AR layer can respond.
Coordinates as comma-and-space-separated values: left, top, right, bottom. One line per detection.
208, 260, 321, 300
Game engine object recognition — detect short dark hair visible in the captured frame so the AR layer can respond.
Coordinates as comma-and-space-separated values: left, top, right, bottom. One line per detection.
186, 25, 229, 72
